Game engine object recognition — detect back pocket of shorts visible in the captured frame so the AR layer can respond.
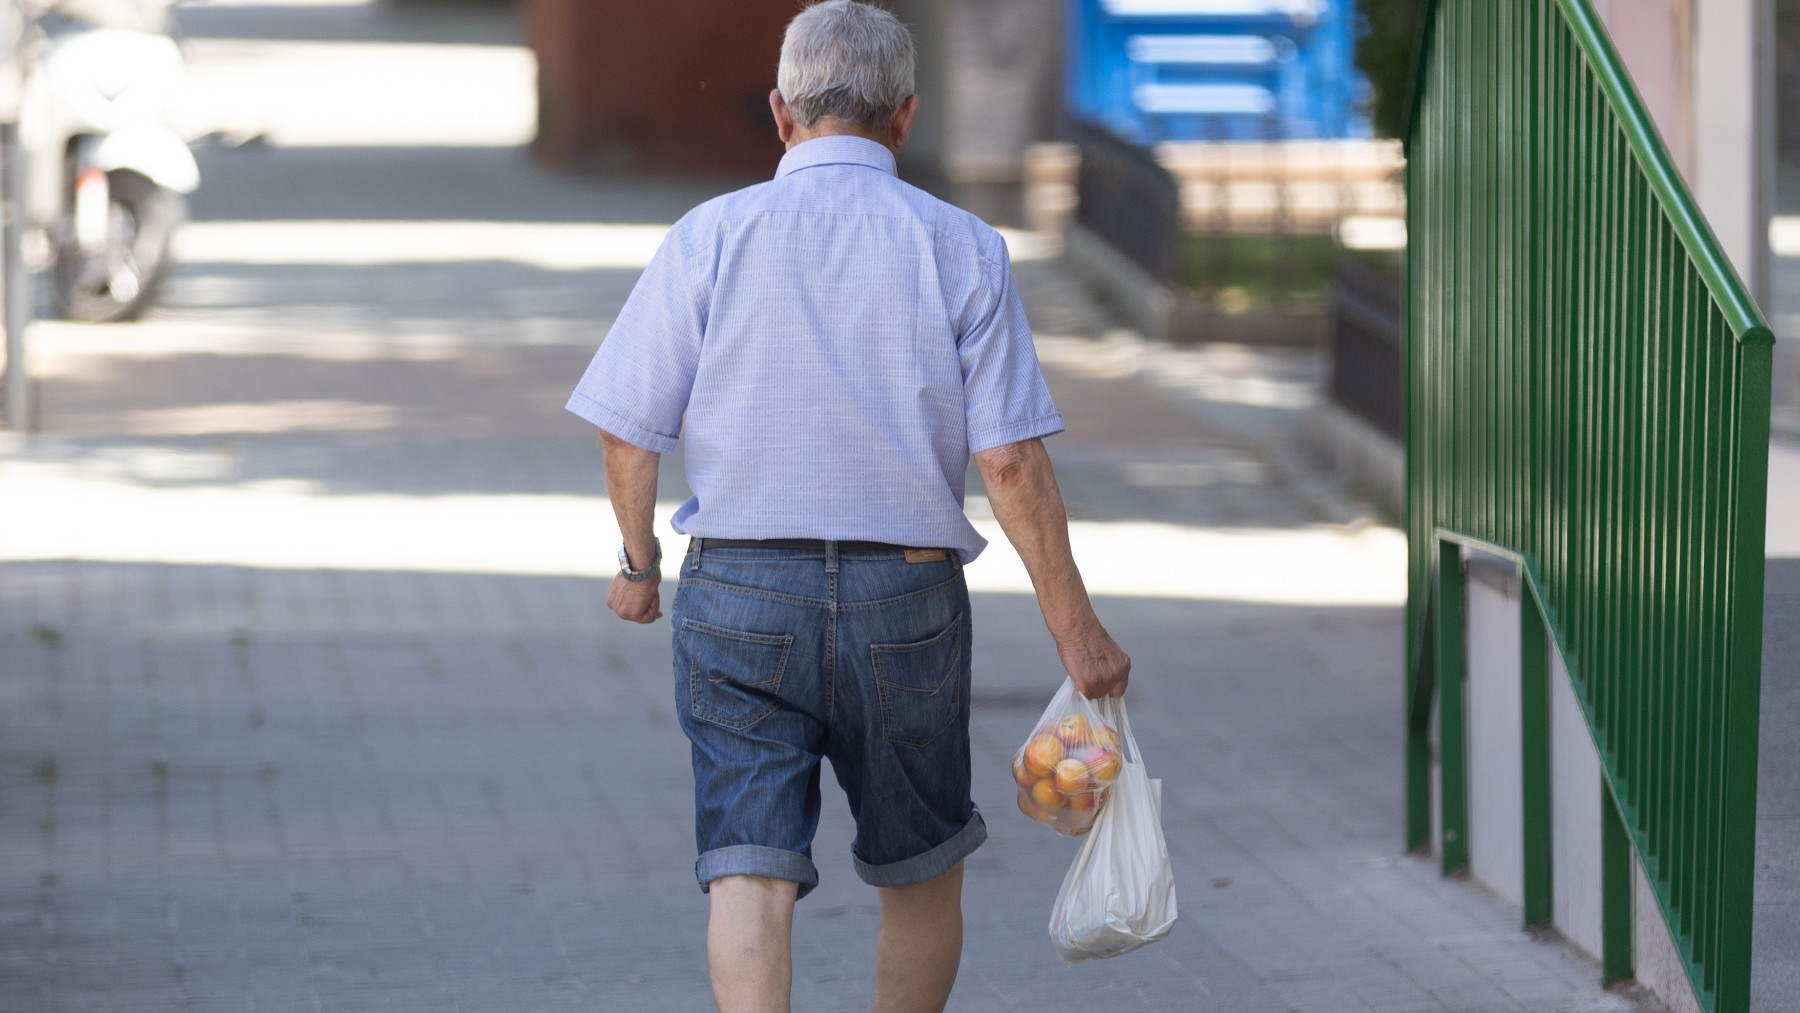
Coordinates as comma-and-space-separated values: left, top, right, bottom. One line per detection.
870, 612, 965, 747
681, 619, 794, 731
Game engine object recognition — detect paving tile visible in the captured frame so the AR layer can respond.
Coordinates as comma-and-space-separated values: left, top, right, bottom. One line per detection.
1751, 903, 1800, 1013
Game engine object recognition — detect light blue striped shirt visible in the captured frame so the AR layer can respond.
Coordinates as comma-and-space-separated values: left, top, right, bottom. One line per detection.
567, 135, 1063, 561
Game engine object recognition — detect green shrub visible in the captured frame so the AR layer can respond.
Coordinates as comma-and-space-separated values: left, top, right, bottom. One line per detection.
1356, 0, 1430, 140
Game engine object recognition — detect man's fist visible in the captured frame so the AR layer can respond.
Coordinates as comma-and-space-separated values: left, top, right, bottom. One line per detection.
607, 571, 662, 624
1056, 625, 1129, 699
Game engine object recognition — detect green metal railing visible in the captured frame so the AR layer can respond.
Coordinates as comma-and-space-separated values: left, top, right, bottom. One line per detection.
1403, 2, 1773, 1011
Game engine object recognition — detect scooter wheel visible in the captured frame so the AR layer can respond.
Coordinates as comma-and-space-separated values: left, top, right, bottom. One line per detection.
55, 169, 183, 323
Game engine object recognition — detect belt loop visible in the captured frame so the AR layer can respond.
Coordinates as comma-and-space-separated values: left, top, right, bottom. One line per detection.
824, 539, 840, 575
690, 537, 703, 572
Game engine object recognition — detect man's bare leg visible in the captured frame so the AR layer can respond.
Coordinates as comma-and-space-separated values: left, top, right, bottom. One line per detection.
872, 862, 964, 1013
708, 875, 798, 1013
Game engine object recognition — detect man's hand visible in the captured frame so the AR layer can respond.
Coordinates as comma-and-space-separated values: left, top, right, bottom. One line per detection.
1055, 622, 1130, 699
607, 571, 663, 624
599, 428, 663, 624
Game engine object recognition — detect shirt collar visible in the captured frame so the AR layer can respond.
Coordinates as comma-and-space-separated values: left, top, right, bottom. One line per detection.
775, 135, 898, 179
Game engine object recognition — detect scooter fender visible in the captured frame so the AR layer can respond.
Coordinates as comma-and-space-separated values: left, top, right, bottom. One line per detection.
90, 125, 199, 194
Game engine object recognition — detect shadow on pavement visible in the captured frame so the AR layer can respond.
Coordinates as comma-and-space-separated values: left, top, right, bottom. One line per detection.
188, 146, 751, 225
177, 0, 521, 47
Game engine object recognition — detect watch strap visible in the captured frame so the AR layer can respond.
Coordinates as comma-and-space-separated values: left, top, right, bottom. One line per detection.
619, 537, 662, 580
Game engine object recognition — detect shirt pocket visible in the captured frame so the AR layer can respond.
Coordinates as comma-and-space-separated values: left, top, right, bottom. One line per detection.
681, 618, 795, 731
870, 612, 966, 747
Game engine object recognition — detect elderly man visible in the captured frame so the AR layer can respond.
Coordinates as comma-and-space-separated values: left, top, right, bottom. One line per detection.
567, 2, 1129, 1009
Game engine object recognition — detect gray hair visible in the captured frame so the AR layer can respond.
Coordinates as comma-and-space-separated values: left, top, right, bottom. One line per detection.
777, 1, 915, 131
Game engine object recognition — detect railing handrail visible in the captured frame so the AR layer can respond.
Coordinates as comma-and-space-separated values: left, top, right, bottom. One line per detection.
1550, 0, 1772, 346
1406, 0, 1774, 348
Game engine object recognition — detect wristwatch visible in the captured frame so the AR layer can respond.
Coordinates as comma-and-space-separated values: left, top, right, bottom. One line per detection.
618, 537, 662, 582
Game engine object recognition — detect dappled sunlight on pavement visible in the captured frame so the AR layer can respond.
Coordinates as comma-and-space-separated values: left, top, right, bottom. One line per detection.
0, 456, 1406, 606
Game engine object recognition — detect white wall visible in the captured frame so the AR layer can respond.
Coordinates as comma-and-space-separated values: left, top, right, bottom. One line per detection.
1636, 862, 1704, 1013
1458, 554, 1706, 1013
1596, 0, 1694, 179
1550, 648, 1604, 960
1693, 0, 1771, 304
1599, 0, 1770, 305
1465, 557, 1524, 908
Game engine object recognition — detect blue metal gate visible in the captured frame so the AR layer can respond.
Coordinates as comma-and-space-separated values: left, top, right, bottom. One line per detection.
1064, 0, 1368, 142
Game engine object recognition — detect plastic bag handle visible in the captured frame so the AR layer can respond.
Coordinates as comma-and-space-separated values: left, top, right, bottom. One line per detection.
1097, 695, 1139, 765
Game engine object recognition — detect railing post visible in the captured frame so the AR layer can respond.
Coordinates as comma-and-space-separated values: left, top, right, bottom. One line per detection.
1406, 585, 1436, 854
1715, 338, 1773, 1013
1520, 583, 1551, 927
1436, 539, 1467, 874
1602, 780, 1634, 987
0, 0, 28, 434
1406, 673, 1432, 853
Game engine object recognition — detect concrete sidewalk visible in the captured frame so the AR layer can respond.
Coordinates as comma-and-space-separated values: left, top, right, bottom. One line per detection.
0, 2, 1657, 1010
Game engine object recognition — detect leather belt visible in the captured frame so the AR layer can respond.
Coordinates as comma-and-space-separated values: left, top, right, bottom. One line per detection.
695, 538, 912, 554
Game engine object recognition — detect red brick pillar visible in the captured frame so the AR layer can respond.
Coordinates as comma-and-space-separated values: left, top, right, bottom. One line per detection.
522, 0, 794, 176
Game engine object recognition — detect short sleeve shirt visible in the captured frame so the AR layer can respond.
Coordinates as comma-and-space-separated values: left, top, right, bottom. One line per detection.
566, 135, 1063, 562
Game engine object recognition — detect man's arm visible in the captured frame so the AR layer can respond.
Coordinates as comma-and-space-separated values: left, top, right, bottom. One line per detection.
600, 429, 663, 624
974, 437, 1129, 698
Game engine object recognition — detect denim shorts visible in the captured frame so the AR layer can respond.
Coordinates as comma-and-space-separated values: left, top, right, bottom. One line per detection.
670, 539, 986, 900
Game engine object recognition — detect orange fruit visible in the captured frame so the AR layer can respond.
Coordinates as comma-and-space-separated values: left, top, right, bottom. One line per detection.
1011, 753, 1033, 789
1017, 791, 1055, 824
1095, 725, 1120, 750
1052, 758, 1092, 797
1066, 790, 1098, 813
1030, 776, 1066, 809
1023, 733, 1063, 776
1087, 747, 1122, 783
1054, 714, 1092, 747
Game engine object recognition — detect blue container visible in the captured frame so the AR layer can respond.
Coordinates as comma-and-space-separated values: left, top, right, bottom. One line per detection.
1066, 0, 1371, 143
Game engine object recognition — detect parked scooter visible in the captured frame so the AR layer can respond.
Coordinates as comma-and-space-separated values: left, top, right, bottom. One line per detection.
19, 0, 197, 322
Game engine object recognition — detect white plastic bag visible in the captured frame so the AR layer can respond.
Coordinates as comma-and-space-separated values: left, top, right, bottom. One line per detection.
1047, 695, 1177, 964
1011, 679, 1124, 837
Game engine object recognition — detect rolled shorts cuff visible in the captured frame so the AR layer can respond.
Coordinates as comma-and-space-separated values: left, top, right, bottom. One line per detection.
853, 810, 988, 889
696, 845, 822, 901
